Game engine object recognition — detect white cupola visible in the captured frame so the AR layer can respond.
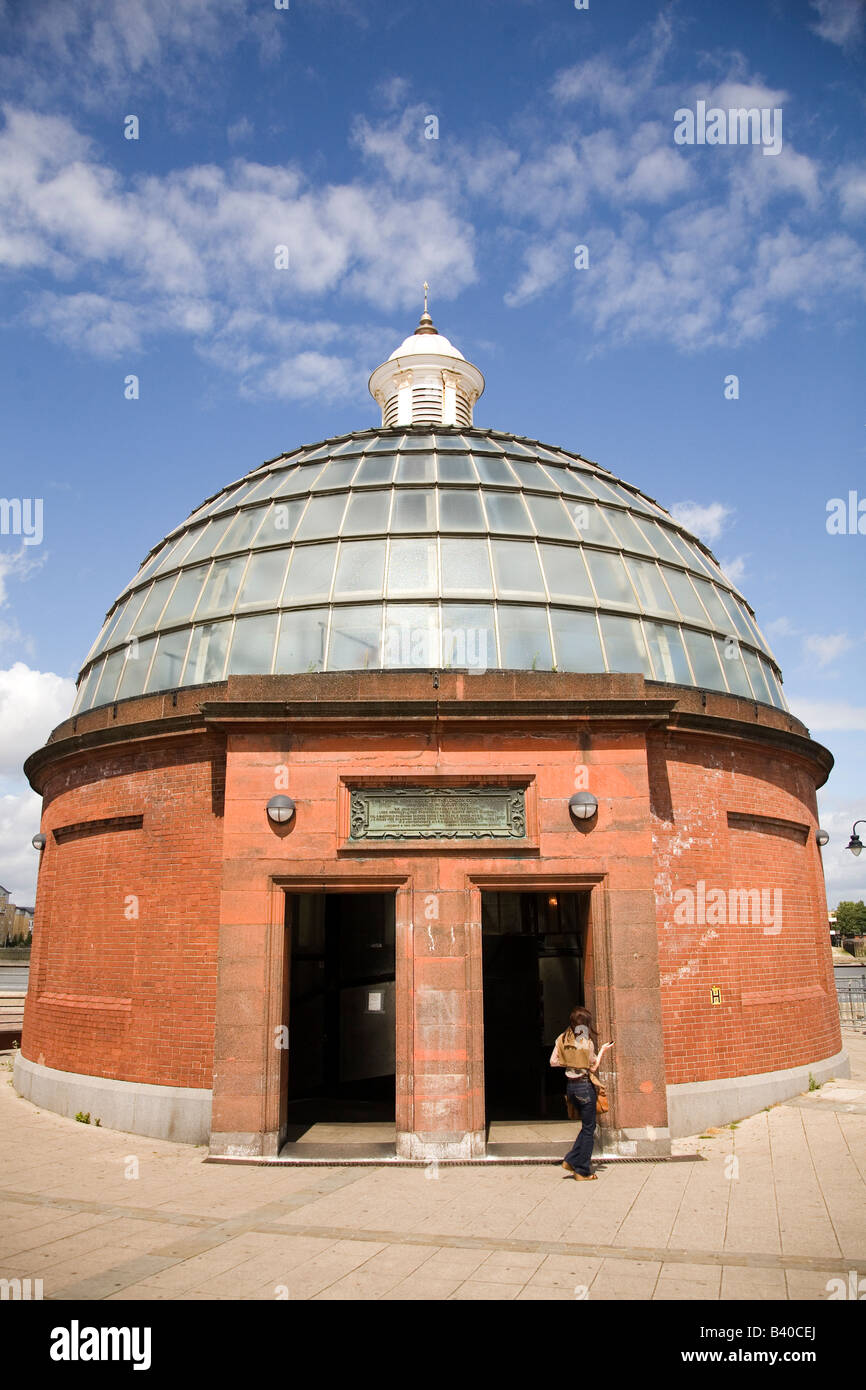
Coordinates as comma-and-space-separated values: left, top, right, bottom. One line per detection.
368, 290, 485, 428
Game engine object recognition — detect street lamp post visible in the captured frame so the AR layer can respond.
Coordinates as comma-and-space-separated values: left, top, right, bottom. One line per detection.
846, 821, 866, 857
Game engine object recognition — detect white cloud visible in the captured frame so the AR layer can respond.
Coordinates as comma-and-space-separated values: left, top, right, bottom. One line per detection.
0, 549, 44, 654
28, 292, 149, 355
803, 633, 855, 668
552, 11, 675, 117
814, 798, 866, 908
568, 218, 730, 349
0, 661, 74, 907
355, 108, 690, 237
0, 0, 272, 111
625, 145, 692, 203
351, 106, 452, 194
577, 211, 864, 351
227, 116, 254, 147
483, 48, 847, 348
733, 228, 866, 320
791, 696, 866, 730
334, 72, 861, 350
196, 311, 391, 404
0, 789, 42, 906
504, 236, 572, 308
0, 105, 476, 311
255, 351, 360, 403
727, 146, 822, 214
375, 76, 411, 110
669, 500, 733, 542
809, 0, 866, 47
552, 56, 638, 117
837, 164, 866, 220
553, 50, 831, 345
718, 554, 747, 583
0, 547, 45, 609
765, 616, 800, 638
0, 105, 477, 399
703, 79, 788, 114
0, 664, 76, 778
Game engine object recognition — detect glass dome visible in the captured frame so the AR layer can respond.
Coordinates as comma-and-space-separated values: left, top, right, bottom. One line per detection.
72, 425, 785, 715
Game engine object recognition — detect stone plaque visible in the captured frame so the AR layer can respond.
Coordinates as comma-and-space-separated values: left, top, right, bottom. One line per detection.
349, 787, 526, 841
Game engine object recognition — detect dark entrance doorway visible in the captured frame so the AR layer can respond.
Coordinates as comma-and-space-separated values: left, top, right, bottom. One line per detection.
481, 890, 589, 1120
285, 892, 396, 1131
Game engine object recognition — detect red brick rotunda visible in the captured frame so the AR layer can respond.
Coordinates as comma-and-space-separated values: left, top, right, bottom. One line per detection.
17, 310, 845, 1160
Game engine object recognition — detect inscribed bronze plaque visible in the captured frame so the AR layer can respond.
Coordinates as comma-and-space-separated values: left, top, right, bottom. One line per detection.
349, 787, 526, 840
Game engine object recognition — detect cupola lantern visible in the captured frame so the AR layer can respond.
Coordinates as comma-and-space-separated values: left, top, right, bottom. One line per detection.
368, 288, 485, 428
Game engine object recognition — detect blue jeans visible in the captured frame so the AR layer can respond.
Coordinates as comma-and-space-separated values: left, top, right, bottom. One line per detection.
563, 1079, 597, 1175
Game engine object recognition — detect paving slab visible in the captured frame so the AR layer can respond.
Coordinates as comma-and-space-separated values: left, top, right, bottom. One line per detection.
448, 1279, 522, 1300
720, 1266, 788, 1300
381, 1274, 466, 1299
589, 1257, 662, 1299
652, 1261, 723, 1300
527, 1253, 604, 1290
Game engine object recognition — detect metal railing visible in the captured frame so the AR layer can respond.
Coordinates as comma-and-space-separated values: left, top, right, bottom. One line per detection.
837, 978, 866, 1027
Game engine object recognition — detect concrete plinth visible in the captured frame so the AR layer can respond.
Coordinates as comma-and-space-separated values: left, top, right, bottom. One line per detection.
13, 1053, 212, 1144
666, 1047, 850, 1137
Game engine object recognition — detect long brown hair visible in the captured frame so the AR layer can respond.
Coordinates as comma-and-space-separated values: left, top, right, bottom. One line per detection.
569, 1006, 598, 1043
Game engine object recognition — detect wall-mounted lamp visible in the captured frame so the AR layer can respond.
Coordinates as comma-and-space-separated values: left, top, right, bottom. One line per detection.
816, 829, 830, 847
568, 791, 598, 823
847, 820, 865, 857
266, 795, 296, 825
32, 833, 46, 852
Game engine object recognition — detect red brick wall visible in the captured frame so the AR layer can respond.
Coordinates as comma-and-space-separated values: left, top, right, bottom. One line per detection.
21, 688, 836, 1131
22, 736, 224, 1089
650, 731, 839, 1085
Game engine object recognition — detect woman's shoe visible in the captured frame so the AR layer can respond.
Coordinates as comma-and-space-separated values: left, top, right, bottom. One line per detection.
573, 1172, 598, 1181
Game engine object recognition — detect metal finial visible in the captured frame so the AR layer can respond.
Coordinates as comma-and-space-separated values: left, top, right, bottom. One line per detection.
416, 282, 437, 334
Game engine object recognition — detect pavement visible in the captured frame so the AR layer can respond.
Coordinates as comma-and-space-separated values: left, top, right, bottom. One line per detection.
1, 1032, 865, 1302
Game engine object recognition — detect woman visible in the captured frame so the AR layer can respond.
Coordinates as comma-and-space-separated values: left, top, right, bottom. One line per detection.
550, 1006, 613, 1181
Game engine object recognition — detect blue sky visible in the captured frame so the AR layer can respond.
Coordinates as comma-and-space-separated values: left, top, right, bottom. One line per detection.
0, 0, 863, 906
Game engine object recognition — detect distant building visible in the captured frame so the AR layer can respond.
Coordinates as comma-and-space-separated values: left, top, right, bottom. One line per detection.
1, 894, 33, 946
14, 908, 34, 938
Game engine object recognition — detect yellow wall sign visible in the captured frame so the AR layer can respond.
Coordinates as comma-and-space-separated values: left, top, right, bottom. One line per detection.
710, 986, 722, 1006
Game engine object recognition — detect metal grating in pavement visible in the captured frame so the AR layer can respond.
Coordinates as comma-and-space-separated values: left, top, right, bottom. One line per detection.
204, 1151, 704, 1168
